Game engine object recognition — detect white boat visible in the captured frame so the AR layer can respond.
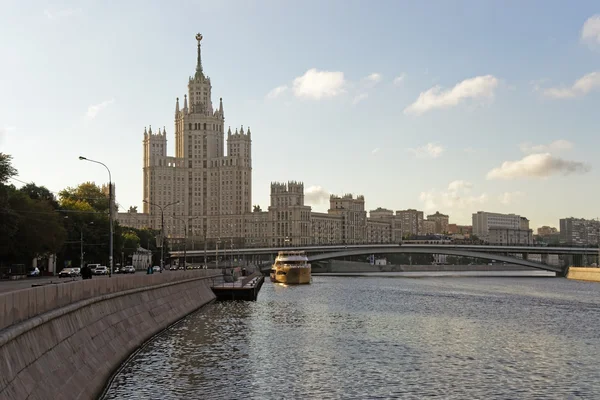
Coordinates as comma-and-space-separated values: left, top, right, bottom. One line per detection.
270, 251, 311, 284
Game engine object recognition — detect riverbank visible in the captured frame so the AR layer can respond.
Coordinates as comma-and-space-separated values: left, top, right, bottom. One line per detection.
312, 260, 537, 274
0, 271, 218, 399
567, 267, 600, 283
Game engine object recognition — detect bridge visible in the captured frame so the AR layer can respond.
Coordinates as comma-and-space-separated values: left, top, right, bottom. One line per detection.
170, 244, 599, 274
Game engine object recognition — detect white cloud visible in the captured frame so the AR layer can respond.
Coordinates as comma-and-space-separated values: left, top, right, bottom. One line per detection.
542, 71, 600, 99
499, 191, 524, 205
581, 15, 600, 45
352, 93, 368, 105
447, 180, 472, 192
404, 75, 499, 116
44, 8, 82, 19
408, 142, 445, 158
365, 73, 382, 85
267, 85, 288, 99
304, 186, 330, 205
519, 139, 573, 154
86, 99, 114, 119
292, 69, 346, 100
371, 148, 380, 154
393, 74, 406, 85
486, 153, 591, 180
420, 180, 487, 213
464, 147, 476, 154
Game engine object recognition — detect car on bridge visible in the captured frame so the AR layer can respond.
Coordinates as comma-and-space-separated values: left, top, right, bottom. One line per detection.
59, 267, 81, 278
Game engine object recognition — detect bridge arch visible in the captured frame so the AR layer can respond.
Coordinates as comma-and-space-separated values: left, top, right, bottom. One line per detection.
308, 247, 562, 273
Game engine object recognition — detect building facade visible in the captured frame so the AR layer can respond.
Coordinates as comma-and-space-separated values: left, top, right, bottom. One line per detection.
426, 211, 449, 234
118, 34, 251, 241
472, 211, 533, 245
559, 218, 600, 246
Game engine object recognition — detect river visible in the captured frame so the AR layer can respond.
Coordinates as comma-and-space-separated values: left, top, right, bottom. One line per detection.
103, 274, 600, 399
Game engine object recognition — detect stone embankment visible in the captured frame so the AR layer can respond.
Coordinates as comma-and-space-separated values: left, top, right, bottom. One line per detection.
312, 260, 534, 273
0, 270, 218, 399
567, 267, 600, 283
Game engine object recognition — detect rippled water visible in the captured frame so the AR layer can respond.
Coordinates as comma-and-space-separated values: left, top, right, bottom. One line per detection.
104, 275, 600, 399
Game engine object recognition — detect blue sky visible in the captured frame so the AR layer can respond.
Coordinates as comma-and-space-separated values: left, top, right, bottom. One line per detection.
1, 0, 599, 229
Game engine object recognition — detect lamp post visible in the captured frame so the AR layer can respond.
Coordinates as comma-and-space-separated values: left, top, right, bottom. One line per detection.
171, 216, 200, 269
218, 237, 223, 270
78, 156, 113, 277
143, 199, 180, 272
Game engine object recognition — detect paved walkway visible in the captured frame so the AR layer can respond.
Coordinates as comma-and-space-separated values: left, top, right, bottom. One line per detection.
0, 275, 113, 294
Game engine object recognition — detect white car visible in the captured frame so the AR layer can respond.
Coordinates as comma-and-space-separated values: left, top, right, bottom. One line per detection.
152, 265, 161, 272
28, 267, 40, 277
93, 266, 109, 275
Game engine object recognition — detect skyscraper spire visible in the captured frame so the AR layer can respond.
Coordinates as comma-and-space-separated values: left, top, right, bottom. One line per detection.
195, 33, 204, 79
183, 94, 188, 110
219, 97, 224, 117
175, 97, 180, 114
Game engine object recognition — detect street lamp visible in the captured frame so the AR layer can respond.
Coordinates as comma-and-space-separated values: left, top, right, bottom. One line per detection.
143, 199, 180, 272
79, 156, 114, 277
172, 215, 199, 269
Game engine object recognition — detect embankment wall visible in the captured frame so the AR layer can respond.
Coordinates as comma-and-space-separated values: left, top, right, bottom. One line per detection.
567, 267, 600, 283
313, 260, 534, 273
0, 271, 217, 399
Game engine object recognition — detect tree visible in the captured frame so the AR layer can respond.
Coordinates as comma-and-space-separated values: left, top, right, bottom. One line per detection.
19, 183, 59, 209
0, 153, 17, 184
1, 188, 66, 263
59, 182, 109, 212
58, 184, 111, 267
121, 231, 141, 260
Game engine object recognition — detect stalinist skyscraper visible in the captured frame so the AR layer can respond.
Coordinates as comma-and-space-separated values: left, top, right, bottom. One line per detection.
138, 34, 252, 240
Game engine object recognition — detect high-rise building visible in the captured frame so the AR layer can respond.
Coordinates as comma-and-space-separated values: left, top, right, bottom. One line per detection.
118, 34, 252, 240
472, 211, 532, 245
426, 211, 449, 234
560, 218, 600, 246
397, 209, 424, 238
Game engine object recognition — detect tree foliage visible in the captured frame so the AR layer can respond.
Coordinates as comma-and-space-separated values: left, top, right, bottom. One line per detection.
0, 153, 17, 184
59, 182, 109, 212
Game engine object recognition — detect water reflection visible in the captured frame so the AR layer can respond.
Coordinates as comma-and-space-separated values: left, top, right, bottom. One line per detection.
104, 275, 600, 399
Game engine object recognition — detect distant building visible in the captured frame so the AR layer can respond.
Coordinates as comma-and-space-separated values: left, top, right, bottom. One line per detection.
537, 226, 558, 236
397, 209, 424, 238
426, 211, 449, 234
472, 211, 533, 245
448, 224, 472, 236
423, 220, 436, 235
559, 218, 600, 246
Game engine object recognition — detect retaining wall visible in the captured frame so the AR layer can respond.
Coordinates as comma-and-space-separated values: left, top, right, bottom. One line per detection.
0, 271, 218, 399
567, 267, 600, 283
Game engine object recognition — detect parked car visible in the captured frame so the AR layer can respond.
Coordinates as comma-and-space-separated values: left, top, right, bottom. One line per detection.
59, 267, 80, 278
93, 265, 109, 275
122, 265, 136, 274
152, 265, 161, 273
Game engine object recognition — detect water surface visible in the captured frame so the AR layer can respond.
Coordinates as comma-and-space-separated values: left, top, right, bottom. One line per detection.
104, 274, 600, 399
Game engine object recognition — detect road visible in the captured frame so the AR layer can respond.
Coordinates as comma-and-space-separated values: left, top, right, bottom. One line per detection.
0, 274, 117, 294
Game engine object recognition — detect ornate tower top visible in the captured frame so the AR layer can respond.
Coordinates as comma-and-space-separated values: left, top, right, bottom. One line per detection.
195, 33, 204, 79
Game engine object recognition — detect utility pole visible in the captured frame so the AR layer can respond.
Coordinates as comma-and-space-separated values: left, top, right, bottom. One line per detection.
78, 156, 113, 276
144, 200, 179, 272
203, 224, 207, 267
80, 228, 84, 268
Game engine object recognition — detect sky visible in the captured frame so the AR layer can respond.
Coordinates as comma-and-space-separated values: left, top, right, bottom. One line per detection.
1, 0, 599, 230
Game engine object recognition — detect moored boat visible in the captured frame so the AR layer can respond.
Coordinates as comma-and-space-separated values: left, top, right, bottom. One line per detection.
270, 251, 311, 284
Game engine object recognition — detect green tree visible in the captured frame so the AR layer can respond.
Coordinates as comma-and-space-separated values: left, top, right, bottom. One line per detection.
2, 187, 66, 263
0, 153, 17, 183
59, 182, 109, 212
58, 183, 111, 267
19, 183, 59, 209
